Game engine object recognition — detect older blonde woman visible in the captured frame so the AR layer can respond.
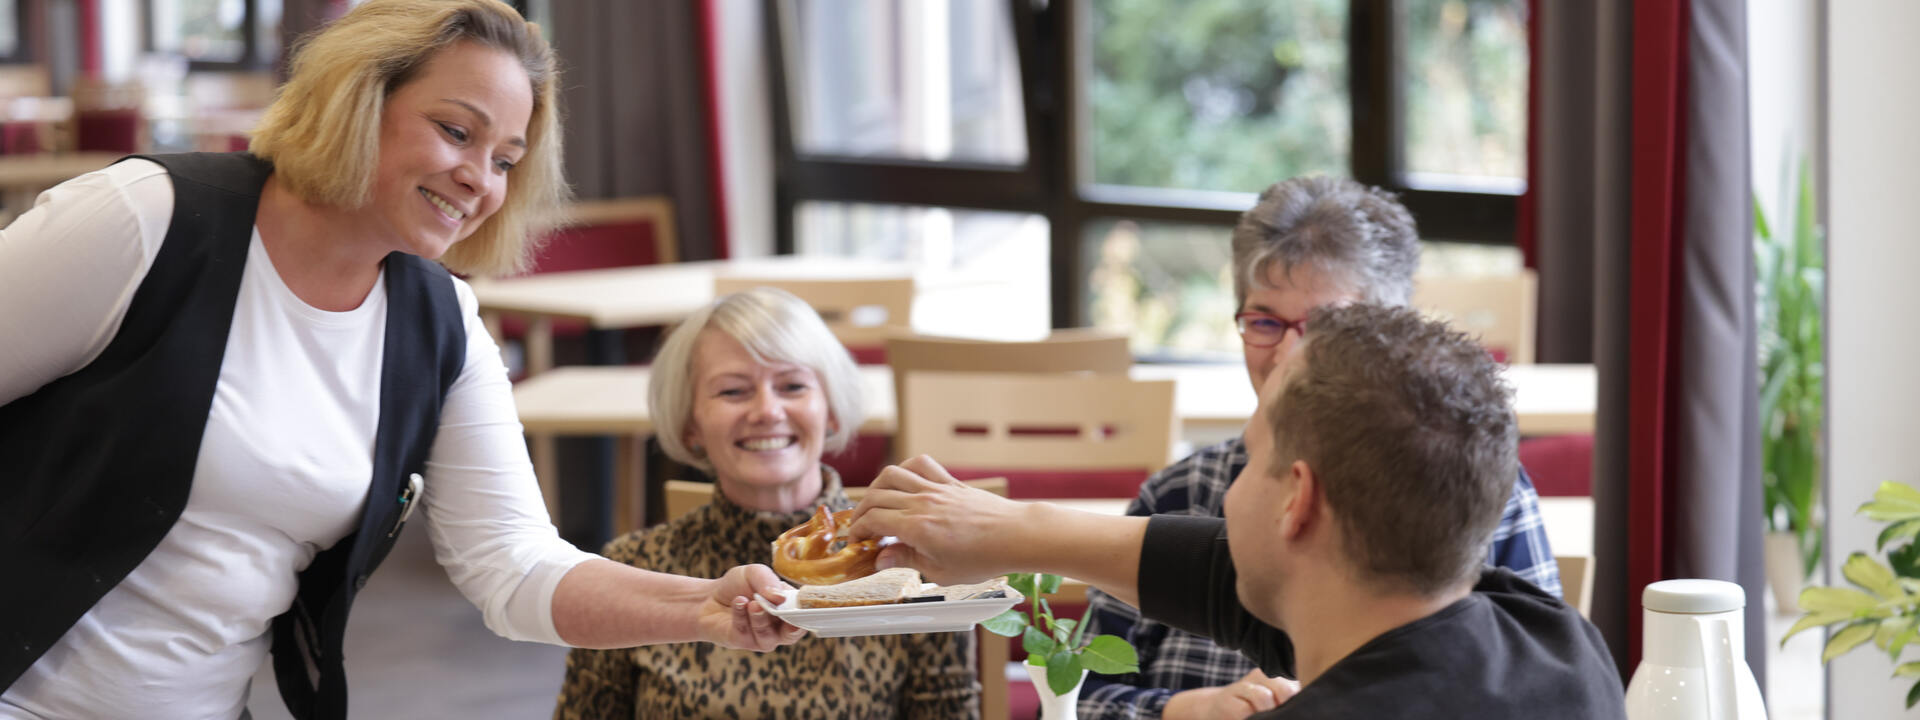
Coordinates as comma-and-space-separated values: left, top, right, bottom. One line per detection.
555, 287, 980, 719
0, 2, 795, 718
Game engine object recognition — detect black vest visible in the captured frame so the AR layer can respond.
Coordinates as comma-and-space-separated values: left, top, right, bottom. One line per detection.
0, 152, 467, 719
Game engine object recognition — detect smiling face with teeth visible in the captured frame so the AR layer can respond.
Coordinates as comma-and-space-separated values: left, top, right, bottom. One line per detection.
368, 40, 532, 261
685, 329, 833, 512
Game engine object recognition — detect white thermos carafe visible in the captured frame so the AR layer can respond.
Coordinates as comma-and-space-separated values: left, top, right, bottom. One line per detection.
1624, 579, 1768, 720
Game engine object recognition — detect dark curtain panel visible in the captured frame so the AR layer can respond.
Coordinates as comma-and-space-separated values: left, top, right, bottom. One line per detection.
1605, 0, 1764, 684
1537, 0, 1634, 675
550, 0, 719, 261
1673, 0, 1765, 689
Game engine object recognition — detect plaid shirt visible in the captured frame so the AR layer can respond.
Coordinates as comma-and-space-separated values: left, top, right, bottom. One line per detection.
1078, 436, 1561, 719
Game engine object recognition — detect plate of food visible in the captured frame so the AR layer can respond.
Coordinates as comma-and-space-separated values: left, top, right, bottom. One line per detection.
760, 506, 1022, 637
759, 570, 1023, 638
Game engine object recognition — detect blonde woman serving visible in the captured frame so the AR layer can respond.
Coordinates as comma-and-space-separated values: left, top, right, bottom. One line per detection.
0, 2, 797, 719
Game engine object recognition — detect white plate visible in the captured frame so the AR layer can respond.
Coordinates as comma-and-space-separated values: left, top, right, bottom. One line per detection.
760, 590, 1023, 638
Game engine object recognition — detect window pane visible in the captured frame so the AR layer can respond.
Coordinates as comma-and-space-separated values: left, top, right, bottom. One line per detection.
1086, 0, 1349, 193
796, 202, 1049, 340
1401, 0, 1528, 191
782, 0, 1027, 164
151, 0, 247, 63
0, 0, 17, 58
1083, 219, 1239, 361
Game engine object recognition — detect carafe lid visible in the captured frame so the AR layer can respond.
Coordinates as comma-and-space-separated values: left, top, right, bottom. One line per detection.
1642, 578, 1745, 613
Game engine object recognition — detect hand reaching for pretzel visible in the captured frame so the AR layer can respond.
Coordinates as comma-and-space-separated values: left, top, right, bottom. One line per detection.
771, 506, 881, 586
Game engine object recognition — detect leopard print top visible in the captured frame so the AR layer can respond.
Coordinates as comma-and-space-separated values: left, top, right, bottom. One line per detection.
553, 471, 980, 719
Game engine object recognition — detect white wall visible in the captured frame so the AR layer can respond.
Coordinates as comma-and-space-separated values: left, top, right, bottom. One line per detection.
715, 0, 775, 258
1748, 0, 1819, 218
1826, 2, 1920, 718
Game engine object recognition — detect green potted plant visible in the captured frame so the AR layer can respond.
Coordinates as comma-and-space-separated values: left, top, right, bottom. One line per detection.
1756, 158, 1825, 610
1782, 481, 1920, 707
983, 573, 1140, 718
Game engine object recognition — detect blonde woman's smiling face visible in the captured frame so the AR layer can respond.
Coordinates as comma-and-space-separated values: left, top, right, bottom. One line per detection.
684, 330, 831, 510
369, 40, 531, 260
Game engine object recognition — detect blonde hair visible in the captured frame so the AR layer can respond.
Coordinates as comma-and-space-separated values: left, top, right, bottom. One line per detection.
650, 288, 867, 475
249, 0, 567, 277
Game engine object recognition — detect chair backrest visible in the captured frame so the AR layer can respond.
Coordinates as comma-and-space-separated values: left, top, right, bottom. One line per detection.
885, 329, 1133, 460
661, 476, 1009, 521
899, 371, 1175, 499
1412, 270, 1538, 364
712, 275, 914, 356
1556, 554, 1594, 617
533, 196, 679, 272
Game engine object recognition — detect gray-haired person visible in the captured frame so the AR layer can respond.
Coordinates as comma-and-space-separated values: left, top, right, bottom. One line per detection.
1079, 176, 1562, 719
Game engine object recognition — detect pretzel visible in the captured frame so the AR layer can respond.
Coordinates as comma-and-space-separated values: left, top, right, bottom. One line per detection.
771, 506, 881, 586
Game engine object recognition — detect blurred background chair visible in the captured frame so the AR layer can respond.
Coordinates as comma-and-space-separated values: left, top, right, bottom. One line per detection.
1411, 269, 1538, 365
893, 369, 1170, 720
884, 329, 1133, 463
487, 196, 679, 379
1556, 554, 1594, 617
712, 274, 914, 365
898, 370, 1175, 500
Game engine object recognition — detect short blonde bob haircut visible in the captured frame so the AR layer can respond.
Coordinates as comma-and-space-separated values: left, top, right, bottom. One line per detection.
249, 0, 567, 277
649, 287, 866, 475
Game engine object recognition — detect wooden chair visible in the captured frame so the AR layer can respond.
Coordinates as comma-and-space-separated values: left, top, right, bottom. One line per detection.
897, 371, 1176, 499
1556, 554, 1594, 617
487, 196, 680, 378
1411, 270, 1538, 364
884, 329, 1133, 465
711, 275, 914, 360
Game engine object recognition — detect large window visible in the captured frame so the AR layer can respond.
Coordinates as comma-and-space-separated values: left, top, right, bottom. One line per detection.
769, 0, 1528, 357
146, 0, 282, 70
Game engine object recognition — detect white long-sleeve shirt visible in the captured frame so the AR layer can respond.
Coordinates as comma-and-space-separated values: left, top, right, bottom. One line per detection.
0, 159, 593, 720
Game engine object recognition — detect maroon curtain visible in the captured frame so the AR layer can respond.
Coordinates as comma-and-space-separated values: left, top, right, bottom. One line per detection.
1617, 0, 1765, 682
1624, 0, 1689, 666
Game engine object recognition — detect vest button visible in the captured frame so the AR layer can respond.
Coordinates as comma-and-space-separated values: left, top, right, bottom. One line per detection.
355, 574, 369, 590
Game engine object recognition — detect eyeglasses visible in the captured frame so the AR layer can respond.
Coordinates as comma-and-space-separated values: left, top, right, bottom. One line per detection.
1234, 311, 1308, 348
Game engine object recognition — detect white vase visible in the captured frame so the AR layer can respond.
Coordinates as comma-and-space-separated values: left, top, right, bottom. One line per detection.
1762, 531, 1804, 614
1024, 659, 1089, 720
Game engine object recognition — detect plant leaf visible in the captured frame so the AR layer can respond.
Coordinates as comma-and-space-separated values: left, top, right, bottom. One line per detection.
1896, 661, 1920, 678
1908, 677, 1920, 710
1800, 586, 1883, 614
1782, 610, 1852, 646
1892, 543, 1920, 579
1892, 626, 1919, 661
1025, 625, 1059, 658
1046, 649, 1084, 696
1038, 574, 1063, 595
981, 609, 1027, 638
1875, 616, 1916, 651
1826, 622, 1876, 663
1006, 573, 1037, 600
1078, 634, 1142, 674
1880, 520, 1920, 553
1053, 618, 1078, 645
1845, 553, 1905, 599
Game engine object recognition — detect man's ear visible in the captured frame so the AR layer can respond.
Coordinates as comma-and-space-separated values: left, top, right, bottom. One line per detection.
1279, 459, 1318, 540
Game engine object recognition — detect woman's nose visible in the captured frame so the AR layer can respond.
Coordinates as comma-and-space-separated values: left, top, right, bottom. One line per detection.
747, 387, 785, 422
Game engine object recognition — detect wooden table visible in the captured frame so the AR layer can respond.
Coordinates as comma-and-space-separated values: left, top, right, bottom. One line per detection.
515, 362, 1596, 533
1131, 362, 1598, 440
518, 363, 1594, 440
470, 257, 981, 375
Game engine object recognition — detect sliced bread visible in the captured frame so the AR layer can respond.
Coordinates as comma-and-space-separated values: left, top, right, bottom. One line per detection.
796, 567, 924, 609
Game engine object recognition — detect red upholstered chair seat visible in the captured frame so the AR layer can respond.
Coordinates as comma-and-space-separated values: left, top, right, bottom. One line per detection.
1517, 433, 1594, 497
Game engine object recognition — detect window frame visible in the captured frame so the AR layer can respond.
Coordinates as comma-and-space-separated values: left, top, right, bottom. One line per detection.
766, 0, 1521, 330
